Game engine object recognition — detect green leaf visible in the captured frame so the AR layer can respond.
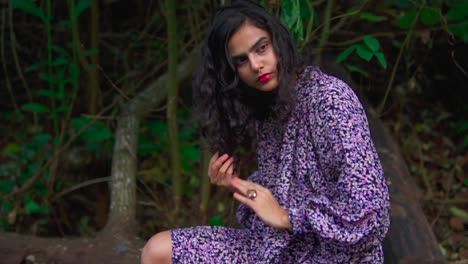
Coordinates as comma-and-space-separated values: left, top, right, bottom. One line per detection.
299, 0, 311, 19
414, 123, 427, 133
208, 215, 225, 226
148, 120, 168, 138
138, 136, 162, 156
179, 127, 196, 141
280, 0, 304, 41
2, 143, 21, 156
71, 118, 112, 143
450, 206, 468, 222
55, 106, 68, 115
34, 133, 52, 145
85, 125, 112, 142
180, 144, 200, 162
421, 7, 441, 26
2, 200, 13, 215
25, 60, 48, 72
22, 103, 50, 113
292, 18, 304, 41
52, 57, 68, 66
25, 199, 43, 214
37, 89, 59, 100
56, 20, 72, 28
345, 7, 360, 15
52, 45, 70, 57
336, 45, 357, 63
38, 73, 57, 84
455, 120, 468, 133
11, 0, 46, 23
447, 1, 468, 21
359, 12, 387, 22
280, 0, 295, 28
79, 49, 99, 58
374, 52, 388, 69
74, 0, 92, 18
190, 176, 200, 188
384, 0, 413, 8
464, 179, 468, 187
399, 9, 418, 29
449, 22, 468, 42
356, 45, 373, 61
363, 36, 380, 52
345, 65, 369, 77
0, 180, 16, 193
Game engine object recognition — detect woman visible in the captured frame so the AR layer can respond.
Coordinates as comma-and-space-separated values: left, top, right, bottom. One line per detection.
142, 0, 390, 263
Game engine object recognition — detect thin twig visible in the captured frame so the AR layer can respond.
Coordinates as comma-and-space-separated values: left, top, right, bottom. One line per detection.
377, 5, 423, 116
9, 3, 33, 106
3, 100, 118, 200
310, 1, 368, 38
1, 8, 19, 112
50, 177, 110, 202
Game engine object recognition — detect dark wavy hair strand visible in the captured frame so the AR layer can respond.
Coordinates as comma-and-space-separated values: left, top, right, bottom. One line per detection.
193, 0, 301, 155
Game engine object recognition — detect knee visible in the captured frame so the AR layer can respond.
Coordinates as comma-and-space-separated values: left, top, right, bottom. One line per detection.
141, 230, 172, 264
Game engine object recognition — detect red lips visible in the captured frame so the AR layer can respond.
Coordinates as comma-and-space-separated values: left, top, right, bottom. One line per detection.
258, 73, 271, 83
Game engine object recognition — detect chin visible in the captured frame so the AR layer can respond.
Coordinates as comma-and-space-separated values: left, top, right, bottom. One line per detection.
261, 81, 279, 92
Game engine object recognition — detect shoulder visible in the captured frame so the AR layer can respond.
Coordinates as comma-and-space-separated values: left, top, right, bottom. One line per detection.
296, 65, 358, 107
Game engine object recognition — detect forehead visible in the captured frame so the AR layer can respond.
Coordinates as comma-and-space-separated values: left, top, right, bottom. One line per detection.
228, 22, 270, 55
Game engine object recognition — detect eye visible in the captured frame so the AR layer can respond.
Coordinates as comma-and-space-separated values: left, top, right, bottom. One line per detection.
257, 43, 268, 53
234, 57, 247, 67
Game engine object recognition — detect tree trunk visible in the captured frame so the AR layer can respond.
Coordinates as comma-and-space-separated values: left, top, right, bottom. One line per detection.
165, 0, 183, 211
101, 53, 197, 236
88, 0, 100, 114
102, 113, 139, 236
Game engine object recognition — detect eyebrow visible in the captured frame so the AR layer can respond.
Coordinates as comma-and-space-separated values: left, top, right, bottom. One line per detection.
231, 36, 268, 60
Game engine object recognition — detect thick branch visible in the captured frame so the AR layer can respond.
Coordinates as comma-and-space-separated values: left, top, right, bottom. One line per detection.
102, 53, 197, 236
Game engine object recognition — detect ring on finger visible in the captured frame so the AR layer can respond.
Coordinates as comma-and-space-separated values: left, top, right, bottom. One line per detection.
247, 189, 257, 200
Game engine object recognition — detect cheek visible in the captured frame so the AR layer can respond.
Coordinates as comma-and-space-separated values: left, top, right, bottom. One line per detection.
237, 68, 250, 83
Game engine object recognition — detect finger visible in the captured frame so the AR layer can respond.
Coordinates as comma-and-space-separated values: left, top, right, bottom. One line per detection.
250, 182, 268, 192
219, 157, 234, 175
208, 152, 219, 178
233, 192, 255, 208
209, 153, 227, 178
227, 163, 234, 176
209, 152, 219, 166
212, 153, 230, 172
231, 177, 253, 195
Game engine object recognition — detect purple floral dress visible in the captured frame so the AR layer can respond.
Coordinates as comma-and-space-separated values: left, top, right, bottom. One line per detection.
172, 66, 390, 263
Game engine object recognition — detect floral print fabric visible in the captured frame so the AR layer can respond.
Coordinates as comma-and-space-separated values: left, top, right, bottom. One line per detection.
172, 66, 390, 263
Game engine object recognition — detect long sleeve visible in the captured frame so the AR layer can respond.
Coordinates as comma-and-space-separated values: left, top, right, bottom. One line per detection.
288, 78, 390, 247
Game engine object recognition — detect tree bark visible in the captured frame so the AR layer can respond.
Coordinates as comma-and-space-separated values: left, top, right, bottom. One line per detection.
88, 0, 100, 114
101, 53, 197, 236
165, 0, 183, 211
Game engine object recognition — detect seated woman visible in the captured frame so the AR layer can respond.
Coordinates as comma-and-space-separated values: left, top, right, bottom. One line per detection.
141, 0, 390, 263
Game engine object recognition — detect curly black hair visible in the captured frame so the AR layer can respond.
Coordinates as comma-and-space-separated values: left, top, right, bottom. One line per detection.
193, 0, 302, 155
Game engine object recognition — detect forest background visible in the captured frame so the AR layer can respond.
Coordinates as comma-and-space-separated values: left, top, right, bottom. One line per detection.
0, 0, 467, 262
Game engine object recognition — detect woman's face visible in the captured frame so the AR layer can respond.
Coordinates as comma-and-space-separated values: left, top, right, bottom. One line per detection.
228, 21, 279, 92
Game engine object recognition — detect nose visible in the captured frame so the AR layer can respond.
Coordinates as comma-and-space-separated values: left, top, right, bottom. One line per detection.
249, 55, 262, 72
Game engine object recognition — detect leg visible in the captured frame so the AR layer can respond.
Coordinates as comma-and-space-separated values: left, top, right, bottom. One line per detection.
141, 230, 172, 264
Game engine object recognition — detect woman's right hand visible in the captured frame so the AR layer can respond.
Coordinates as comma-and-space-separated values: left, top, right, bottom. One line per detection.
208, 152, 236, 189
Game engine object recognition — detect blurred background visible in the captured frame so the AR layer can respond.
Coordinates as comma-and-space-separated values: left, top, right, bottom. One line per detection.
0, 0, 467, 261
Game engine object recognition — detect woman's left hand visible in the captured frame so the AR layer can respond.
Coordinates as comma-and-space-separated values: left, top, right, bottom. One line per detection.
231, 177, 292, 230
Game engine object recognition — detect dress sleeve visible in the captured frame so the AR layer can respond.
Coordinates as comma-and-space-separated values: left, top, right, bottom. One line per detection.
288, 78, 389, 246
